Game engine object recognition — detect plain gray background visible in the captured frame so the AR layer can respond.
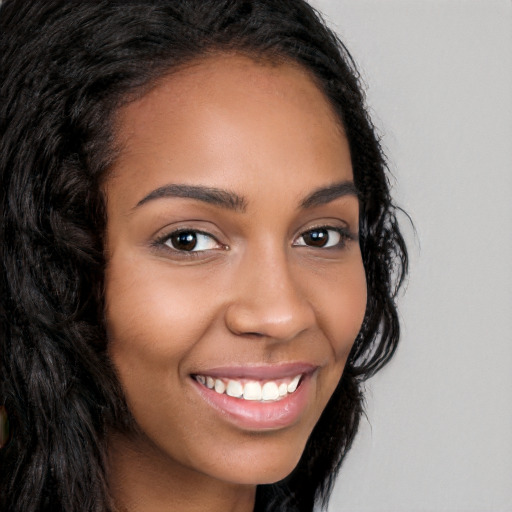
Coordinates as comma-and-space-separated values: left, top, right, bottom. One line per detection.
306, 1, 512, 511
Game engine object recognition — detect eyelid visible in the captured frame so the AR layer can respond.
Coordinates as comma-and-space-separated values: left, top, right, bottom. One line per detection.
292, 224, 357, 249
152, 227, 227, 254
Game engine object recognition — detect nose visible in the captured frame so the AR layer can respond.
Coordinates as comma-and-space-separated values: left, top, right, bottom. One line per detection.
224, 247, 316, 342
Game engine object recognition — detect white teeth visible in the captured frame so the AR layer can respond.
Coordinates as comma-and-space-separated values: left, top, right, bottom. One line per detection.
214, 379, 226, 394
196, 373, 303, 401
287, 375, 301, 393
226, 380, 243, 398
262, 382, 279, 401
243, 381, 262, 401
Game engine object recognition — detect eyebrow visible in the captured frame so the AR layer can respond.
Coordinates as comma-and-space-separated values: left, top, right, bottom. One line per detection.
134, 184, 248, 212
133, 180, 358, 212
299, 181, 359, 209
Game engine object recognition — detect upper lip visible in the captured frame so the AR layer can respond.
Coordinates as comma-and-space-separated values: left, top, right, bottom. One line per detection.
191, 362, 317, 380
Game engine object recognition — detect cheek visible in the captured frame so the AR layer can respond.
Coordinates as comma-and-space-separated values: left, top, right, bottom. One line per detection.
104, 256, 221, 391
104, 257, 227, 463
307, 258, 366, 420
309, 258, 367, 361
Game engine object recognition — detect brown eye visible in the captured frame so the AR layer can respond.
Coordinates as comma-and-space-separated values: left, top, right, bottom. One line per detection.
294, 227, 344, 249
169, 231, 197, 251
302, 228, 330, 247
163, 230, 221, 252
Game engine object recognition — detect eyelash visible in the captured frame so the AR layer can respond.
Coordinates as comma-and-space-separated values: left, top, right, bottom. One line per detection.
293, 225, 356, 249
152, 225, 356, 257
152, 229, 225, 257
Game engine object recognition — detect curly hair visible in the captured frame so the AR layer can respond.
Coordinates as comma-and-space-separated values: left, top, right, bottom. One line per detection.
0, 1, 408, 511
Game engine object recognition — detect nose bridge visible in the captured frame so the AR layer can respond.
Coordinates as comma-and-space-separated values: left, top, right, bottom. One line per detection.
224, 242, 315, 341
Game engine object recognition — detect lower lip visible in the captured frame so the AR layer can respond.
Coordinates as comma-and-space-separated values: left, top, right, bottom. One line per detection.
191, 375, 312, 431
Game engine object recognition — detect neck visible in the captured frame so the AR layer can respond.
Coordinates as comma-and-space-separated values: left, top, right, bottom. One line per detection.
108, 432, 256, 512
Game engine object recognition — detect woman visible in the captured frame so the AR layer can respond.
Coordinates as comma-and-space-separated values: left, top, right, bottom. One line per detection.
0, 1, 407, 511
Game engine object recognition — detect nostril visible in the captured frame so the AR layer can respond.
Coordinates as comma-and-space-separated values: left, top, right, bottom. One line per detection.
224, 282, 316, 341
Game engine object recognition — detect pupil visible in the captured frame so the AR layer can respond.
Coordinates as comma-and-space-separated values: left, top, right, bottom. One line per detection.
305, 229, 328, 247
172, 232, 197, 251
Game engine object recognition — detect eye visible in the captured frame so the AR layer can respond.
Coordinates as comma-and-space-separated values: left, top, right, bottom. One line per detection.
293, 227, 348, 249
162, 230, 221, 252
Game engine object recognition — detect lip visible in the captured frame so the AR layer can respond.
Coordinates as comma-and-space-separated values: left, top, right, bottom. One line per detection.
191, 362, 317, 380
190, 364, 317, 431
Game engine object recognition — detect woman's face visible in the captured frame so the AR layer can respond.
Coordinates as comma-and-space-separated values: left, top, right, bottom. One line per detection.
104, 54, 366, 486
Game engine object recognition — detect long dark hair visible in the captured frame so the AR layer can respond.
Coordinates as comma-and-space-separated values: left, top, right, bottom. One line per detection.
0, 1, 408, 511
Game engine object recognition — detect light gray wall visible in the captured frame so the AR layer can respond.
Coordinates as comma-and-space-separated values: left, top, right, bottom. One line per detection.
306, 1, 512, 511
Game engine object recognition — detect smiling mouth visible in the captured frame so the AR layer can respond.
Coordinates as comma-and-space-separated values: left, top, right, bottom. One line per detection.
190, 365, 315, 430
193, 374, 302, 402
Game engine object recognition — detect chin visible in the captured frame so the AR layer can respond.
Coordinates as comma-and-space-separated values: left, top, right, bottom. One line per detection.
199, 432, 308, 486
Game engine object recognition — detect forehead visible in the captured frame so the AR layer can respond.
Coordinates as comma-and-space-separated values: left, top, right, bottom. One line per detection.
108, 53, 352, 204
115, 53, 343, 135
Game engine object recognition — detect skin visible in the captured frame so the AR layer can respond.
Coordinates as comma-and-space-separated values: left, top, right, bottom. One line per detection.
104, 54, 367, 512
